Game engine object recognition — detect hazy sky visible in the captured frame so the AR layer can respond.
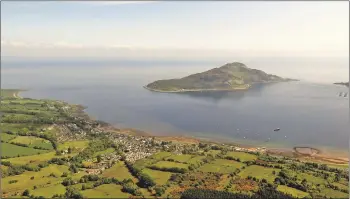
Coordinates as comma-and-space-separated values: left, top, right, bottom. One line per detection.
1, 1, 349, 59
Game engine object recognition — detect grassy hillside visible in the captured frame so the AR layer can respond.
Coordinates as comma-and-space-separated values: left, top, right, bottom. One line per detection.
145, 62, 296, 92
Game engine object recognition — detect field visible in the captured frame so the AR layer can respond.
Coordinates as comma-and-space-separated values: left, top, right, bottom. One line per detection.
93, 147, 115, 157
1, 142, 47, 158
187, 156, 206, 166
5, 152, 56, 165
198, 159, 244, 173
226, 151, 257, 162
296, 172, 327, 185
81, 184, 131, 198
31, 184, 66, 198
142, 168, 173, 185
1, 133, 17, 142
149, 151, 172, 160
239, 165, 280, 183
1, 165, 69, 195
152, 161, 189, 169
320, 188, 349, 198
101, 161, 137, 182
10, 136, 53, 150
277, 185, 310, 198
165, 154, 193, 163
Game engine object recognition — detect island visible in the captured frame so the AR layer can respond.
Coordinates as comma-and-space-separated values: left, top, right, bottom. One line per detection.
1, 89, 348, 199
144, 62, 297, 92
334, 82, 349, 87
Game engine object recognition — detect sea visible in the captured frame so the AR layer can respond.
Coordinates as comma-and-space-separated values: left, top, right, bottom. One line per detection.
2, 58, 349, 154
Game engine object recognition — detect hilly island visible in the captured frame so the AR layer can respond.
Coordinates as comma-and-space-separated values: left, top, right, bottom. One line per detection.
145, 62, 297, 92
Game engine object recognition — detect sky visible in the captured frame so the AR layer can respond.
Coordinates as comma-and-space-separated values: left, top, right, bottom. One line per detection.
1, 1, 349, 60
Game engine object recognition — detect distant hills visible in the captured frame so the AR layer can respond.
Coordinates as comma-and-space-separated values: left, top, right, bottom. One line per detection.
145, 62, 297, 92
334, 82, 349, 87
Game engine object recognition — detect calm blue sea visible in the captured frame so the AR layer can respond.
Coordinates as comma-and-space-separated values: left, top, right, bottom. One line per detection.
2, 59, 349, 152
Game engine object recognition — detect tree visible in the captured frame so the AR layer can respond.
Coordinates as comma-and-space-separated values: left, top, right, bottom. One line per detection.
68, 147, 72, 154
70, 164, 78, 173
97, 155, 102, 163
154, 186, 165, 196
22, 189, 30, 196
65, 187, 83, 199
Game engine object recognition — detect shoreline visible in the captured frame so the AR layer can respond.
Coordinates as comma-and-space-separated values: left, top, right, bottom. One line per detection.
143, 85, 251, 93
14, 89, 349, 165
143, 80, 298, 93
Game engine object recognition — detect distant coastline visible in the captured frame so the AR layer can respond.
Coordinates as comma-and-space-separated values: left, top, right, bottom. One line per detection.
143, 85, 251, 93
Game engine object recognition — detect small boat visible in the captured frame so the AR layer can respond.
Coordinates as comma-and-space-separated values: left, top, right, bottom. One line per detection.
274, 128, 280, 132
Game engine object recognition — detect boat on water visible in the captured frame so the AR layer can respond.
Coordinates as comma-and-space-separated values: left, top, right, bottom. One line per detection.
274, 128, 280, 132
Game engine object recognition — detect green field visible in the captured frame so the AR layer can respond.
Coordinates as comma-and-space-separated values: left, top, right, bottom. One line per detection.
81, 184, 131, 198
5, 152, 57, 165
101, 161, 137, 182
142, 168, 173, 185
239, 165, 280, 183
0, 133, 17, 142
320, 188, 349, 198
31, 184, 66, 198
205, 150, 221, 157
152, 161, 189, 169
0, 123, 45, 135
187, 156, 206, 166
1, 142, 48, 158
149, 151, 173, 160
296, 172, 327, 185
277, 185, 310, 198
10, 136, 53, 150
165, 154, 193, 163
93, 147, 115, 157
198, 159, 244, 173
226, 151, 257, 162
1, 165, 69, 195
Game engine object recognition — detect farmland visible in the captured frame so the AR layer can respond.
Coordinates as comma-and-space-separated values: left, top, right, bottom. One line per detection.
1, 89, 349, 199
1, 143, 47, 158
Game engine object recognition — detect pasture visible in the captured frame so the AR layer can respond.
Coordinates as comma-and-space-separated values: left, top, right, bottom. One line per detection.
239, 165, 280, 183
1, 165, 69, 195
152, 161, 188, 169
225, 151, 257, 162
101, 161, 137, 182
31, 184, 66, 198
1, 142, 47, 158
81, 184, 131, 198
10, 136, 53, 150
198, 159, 244, 173
165, 154, 193, 163
277, 185, 310, 198
142, 168, 173, 185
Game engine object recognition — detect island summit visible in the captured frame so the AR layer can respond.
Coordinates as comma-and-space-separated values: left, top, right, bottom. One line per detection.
144, 62, 297, 92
